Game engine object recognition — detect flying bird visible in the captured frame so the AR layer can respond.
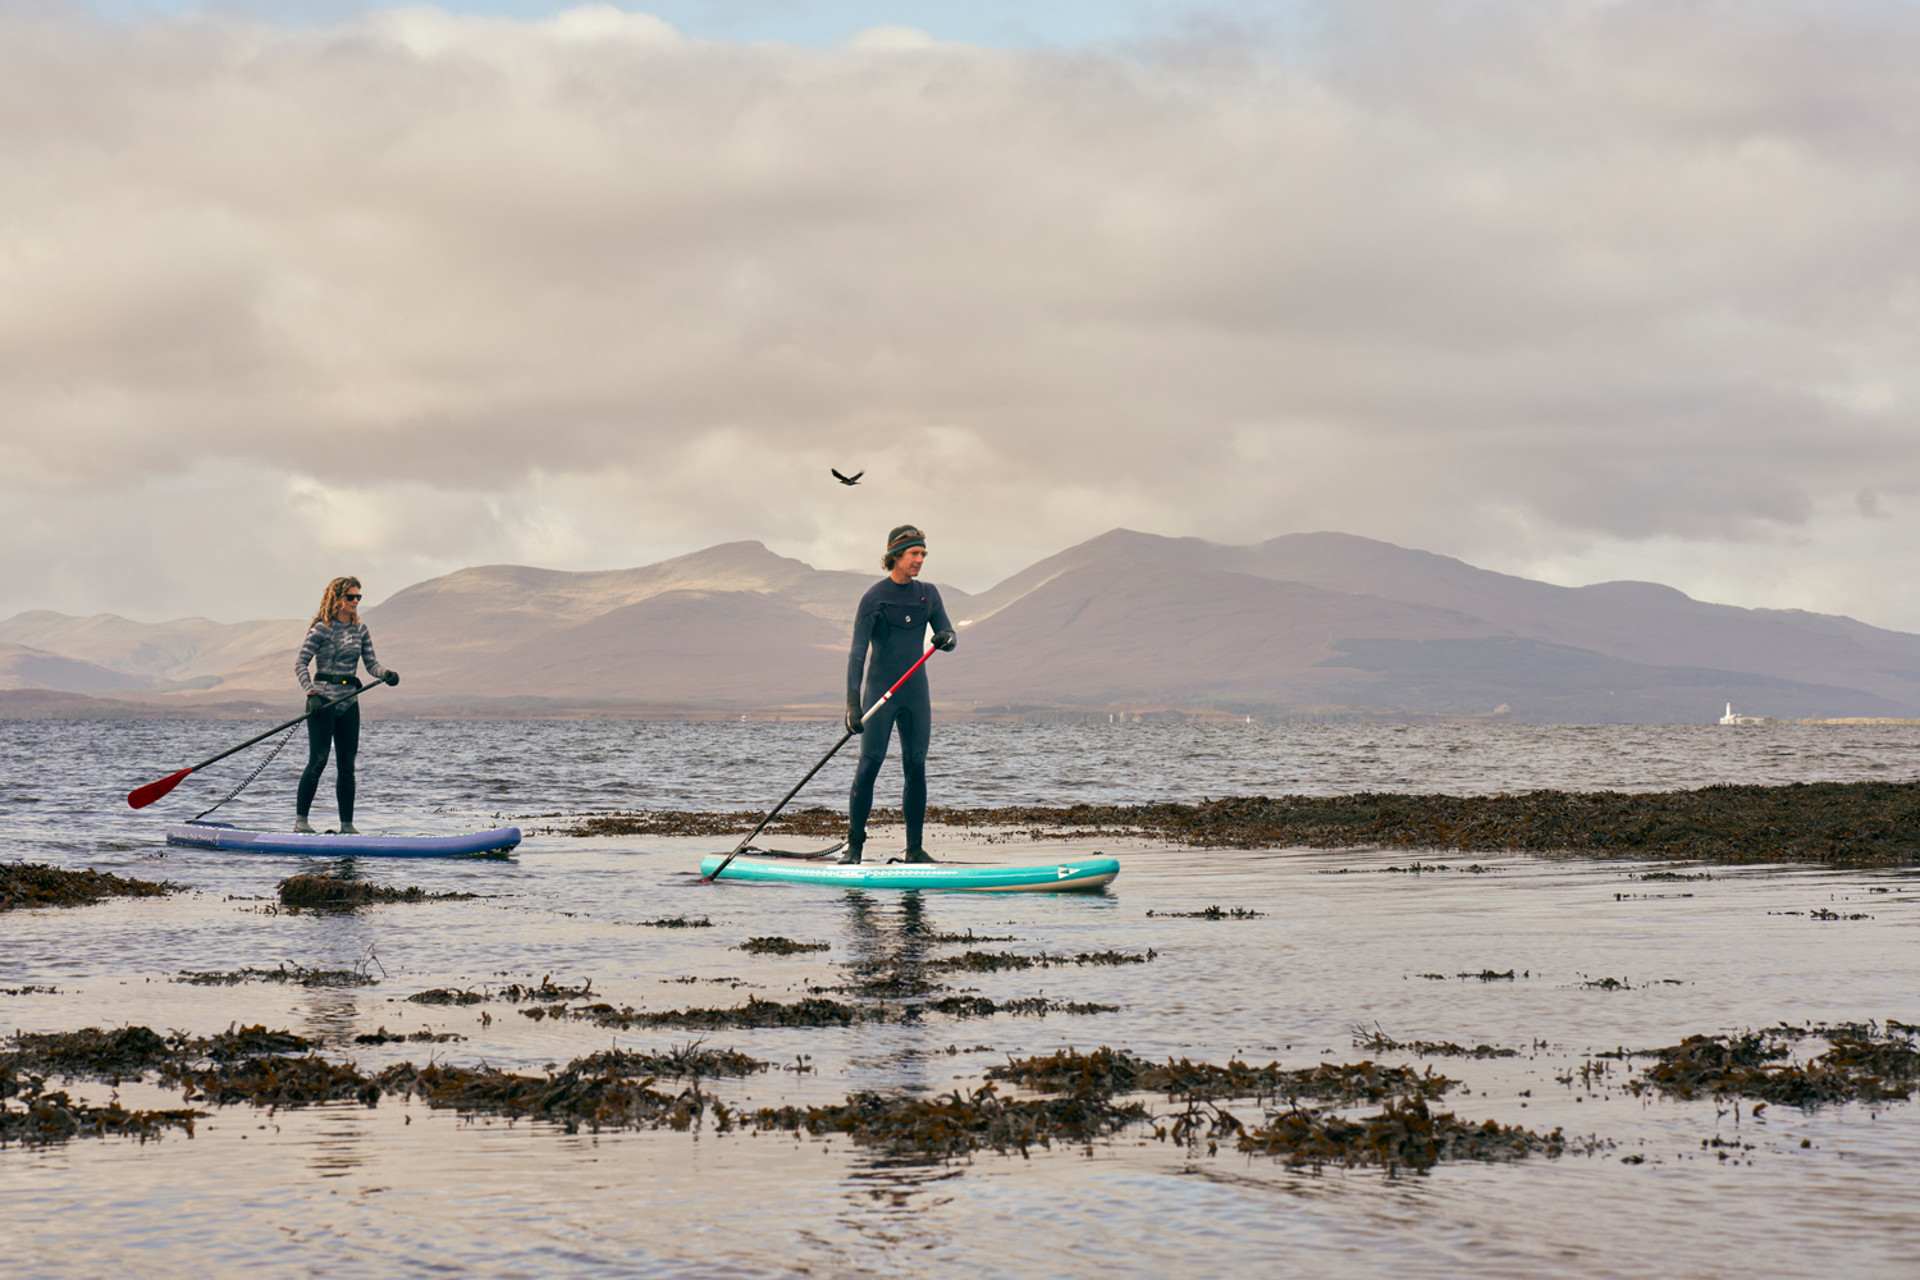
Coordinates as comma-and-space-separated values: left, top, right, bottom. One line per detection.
832, 468, 864, 486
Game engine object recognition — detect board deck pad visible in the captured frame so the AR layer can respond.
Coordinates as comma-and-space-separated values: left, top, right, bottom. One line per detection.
699, 854, 1119, 892
167, 822, 522, 858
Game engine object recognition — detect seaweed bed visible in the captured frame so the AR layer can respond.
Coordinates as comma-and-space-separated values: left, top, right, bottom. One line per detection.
277, 874, 482, 910
1624, 1022, 1920, 1106
738, 937, 831, 956
176, 964, 373, 988
26, 1023, 1904, 1166
1, 863, 178, 913
407, 976, 594, 1005
2, 1027, 1557, 1169
1355, 1028, 1520, 1059
521, 993, 1119, 1029
927, 949, 1154, 973
972, 1048, 1560, 1169
558, 782, 1920, 865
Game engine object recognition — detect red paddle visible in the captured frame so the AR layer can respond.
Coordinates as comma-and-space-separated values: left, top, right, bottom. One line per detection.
704, 644, 936, 883
126, 679, 387, 809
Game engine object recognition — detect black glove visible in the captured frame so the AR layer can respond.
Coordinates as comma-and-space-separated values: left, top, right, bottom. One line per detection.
932, 630, 956, 652
845, 692, 864, 736
383, 670, 400, 687
306, 693, 326, 715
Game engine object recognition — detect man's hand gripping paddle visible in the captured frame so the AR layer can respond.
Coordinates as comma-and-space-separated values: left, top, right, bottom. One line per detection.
126, 679, 386, 809
703, 644, 936, 883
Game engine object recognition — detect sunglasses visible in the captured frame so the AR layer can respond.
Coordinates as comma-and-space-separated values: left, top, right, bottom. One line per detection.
344, 593, 363, 601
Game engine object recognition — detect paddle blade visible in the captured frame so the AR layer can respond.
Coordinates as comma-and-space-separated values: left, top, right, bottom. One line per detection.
128, 768, 193, 809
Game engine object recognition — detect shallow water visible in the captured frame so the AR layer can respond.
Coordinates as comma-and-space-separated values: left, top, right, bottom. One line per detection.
8, 719, 1920, 843
5, 720, 1920, 1277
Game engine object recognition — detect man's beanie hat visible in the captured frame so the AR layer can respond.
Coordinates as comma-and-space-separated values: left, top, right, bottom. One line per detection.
886, 525, 927, 556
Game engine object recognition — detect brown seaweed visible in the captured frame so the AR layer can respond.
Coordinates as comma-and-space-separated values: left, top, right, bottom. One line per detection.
921, 997, 1120, 1019
277, 874, 480, 910
0, 1067, 200, 1145
352, 1027, 466, 1045
1630, 1024, 1920, 1106
1353, 1028, 1519, 1059
407, 988, 488, 1006
978, 1047, 1548, 1171
1, 863, 179, 913
176, 964, 372, 988
1145, 906, 1266, 919
920, 784, 1920, 866
1239, 1095, 1563, 1171
985, 1048, 1450, 1104
738, 937, 832, 956
927, 950, 1154, 973
750, 1084, 1149, 1158
525, 991, 1119, 1029
176, 1055, 383, 1108
2, 1026, 176, 1081
557, 783, 1920, 866
378, 1059, 692, 1134
524, 995, 873, 1030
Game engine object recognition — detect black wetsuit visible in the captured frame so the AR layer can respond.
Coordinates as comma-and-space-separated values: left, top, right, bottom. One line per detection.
846, 576, 953, 850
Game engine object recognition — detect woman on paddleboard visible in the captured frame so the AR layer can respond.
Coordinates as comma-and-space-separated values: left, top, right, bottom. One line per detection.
842, 525, 956, 864
293, 576, 399, 834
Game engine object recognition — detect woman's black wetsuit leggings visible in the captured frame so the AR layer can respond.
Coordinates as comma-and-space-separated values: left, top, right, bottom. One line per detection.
296, 699, 360, 824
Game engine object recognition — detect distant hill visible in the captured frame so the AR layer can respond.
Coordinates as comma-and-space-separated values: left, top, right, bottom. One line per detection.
362, 541, 908, 676
937, 530, 1920, 721
0, 643, 157, 694
3, 530, 1914, 722
0, 611, 299, 683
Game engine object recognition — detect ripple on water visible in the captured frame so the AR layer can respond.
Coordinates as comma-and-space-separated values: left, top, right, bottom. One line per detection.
4, 722, 1920, 1277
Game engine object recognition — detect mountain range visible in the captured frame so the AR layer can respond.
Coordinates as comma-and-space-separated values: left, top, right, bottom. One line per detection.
5, 529, 1916, 723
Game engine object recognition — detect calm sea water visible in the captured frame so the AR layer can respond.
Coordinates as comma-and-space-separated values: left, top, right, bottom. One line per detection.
4, 720, 1920, 1278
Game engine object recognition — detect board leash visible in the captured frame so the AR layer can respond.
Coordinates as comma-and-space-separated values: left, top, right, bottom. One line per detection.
192, 724, 298, 821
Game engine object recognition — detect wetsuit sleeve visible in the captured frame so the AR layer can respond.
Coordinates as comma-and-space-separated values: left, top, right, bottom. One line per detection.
358, 626, 389, 682
295, 625, 322, 694
928, 586, 953, 644
847, 589, 877, 695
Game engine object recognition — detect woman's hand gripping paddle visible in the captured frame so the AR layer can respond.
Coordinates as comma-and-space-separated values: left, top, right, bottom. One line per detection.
703, 644, 936, 883
126, 679, 386, 809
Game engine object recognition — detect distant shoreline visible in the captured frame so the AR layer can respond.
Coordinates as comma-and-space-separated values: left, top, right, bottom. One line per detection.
6, 688, 1912, 726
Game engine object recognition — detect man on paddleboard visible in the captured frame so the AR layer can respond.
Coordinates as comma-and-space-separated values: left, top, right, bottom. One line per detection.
842, 525, 956, 864
293, 576, 399, 834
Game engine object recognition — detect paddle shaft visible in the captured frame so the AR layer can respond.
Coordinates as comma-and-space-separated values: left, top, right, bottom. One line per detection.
704, 644, 936, 882
126, 678, 385, 808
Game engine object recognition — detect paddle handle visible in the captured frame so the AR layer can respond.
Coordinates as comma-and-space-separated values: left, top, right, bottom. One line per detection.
704, 645, 936, 882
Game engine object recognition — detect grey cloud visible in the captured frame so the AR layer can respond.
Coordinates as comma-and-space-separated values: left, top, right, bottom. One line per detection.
1, 0, 1918, 622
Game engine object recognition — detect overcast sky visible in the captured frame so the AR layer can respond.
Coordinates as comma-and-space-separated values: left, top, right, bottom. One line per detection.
4, 0, 1918, 630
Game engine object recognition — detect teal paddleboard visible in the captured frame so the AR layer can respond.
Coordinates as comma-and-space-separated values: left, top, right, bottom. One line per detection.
698, 854, 1119, 893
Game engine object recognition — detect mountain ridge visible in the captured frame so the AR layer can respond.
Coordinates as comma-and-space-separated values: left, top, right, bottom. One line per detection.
4, 530, 1913, 722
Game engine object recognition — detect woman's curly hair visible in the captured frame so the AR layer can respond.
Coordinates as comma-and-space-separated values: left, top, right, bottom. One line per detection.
310, 576, 362, 627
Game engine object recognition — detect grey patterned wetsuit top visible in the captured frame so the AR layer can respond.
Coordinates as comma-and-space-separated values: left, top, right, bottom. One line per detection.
295, 621, 390, 704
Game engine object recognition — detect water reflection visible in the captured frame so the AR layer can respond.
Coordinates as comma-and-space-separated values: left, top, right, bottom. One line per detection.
838, 891, 948, 1091
9, 722, 1920, 1278
308, 1106, 369, 1179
